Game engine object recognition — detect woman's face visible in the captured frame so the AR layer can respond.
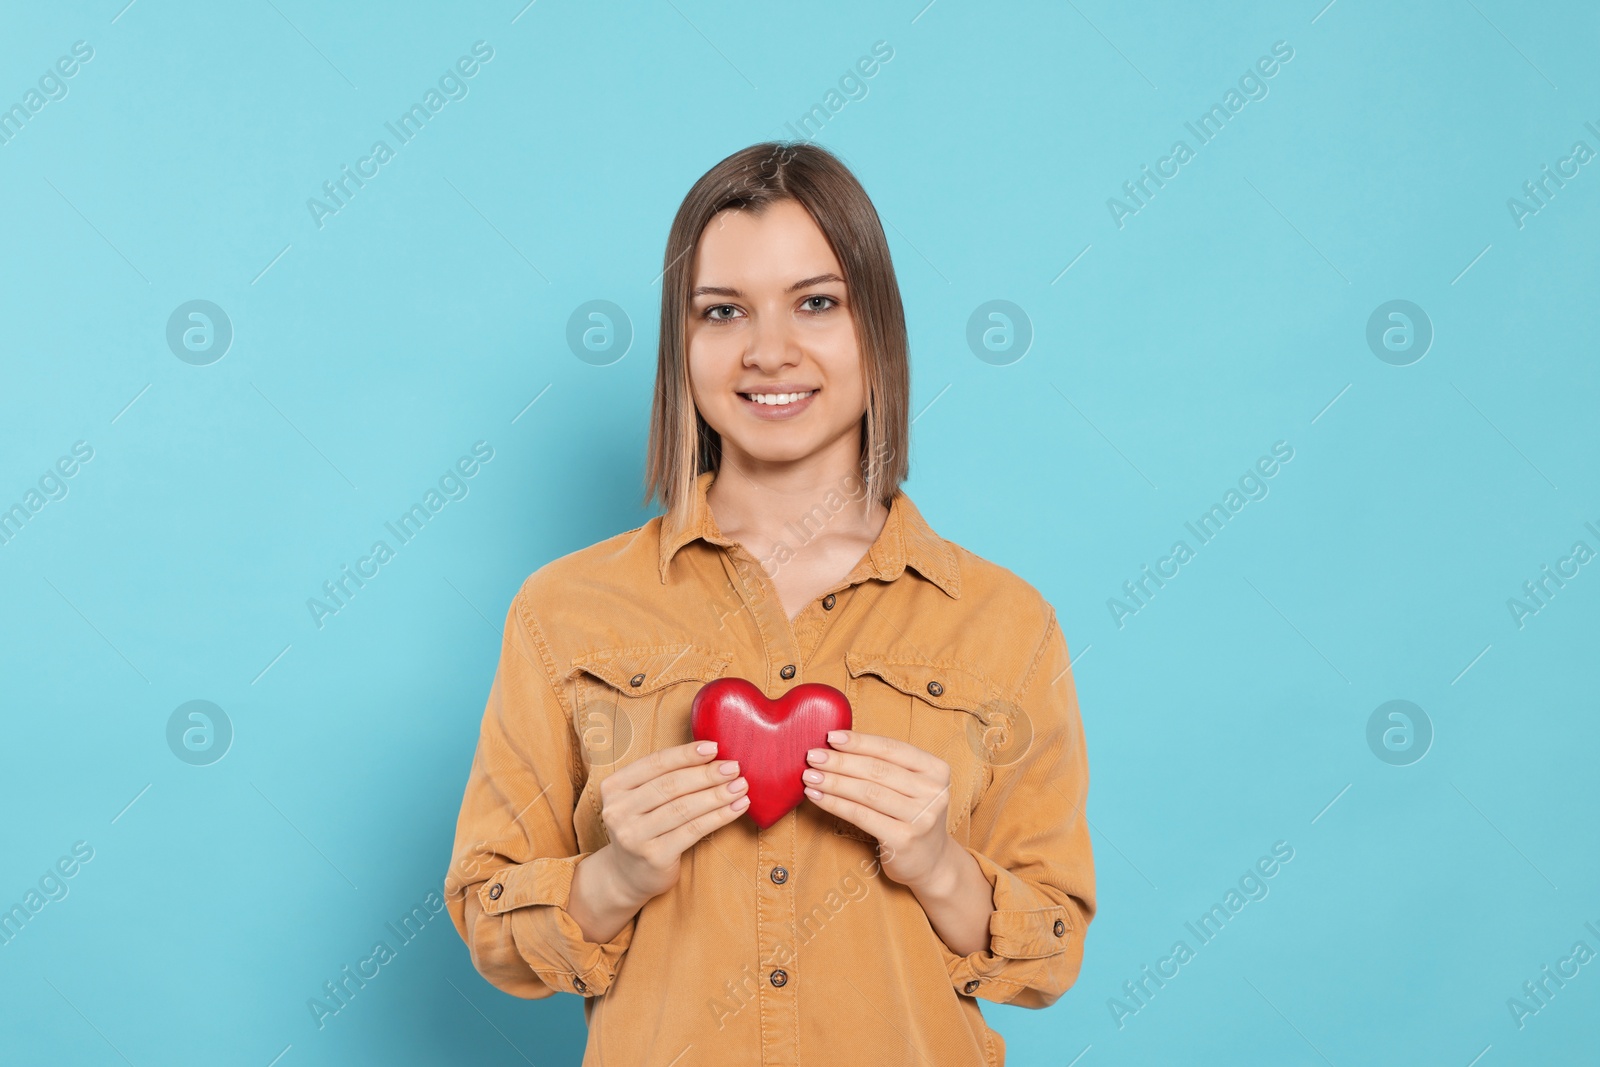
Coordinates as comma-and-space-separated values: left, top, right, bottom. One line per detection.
686, 198, 866, 470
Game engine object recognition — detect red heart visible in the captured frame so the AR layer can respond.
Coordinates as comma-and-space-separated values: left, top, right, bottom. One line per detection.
690, 678, 852, 829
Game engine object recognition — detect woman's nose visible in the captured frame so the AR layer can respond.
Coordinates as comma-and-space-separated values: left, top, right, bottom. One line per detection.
744, 310, 800, 370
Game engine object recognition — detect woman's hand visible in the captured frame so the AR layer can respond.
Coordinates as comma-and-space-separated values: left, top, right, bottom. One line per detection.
597, 739, 748, 905
801, 730, 958, 891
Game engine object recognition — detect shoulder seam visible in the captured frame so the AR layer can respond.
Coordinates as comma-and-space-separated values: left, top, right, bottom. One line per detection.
514, 586, 565, 698
1013, 602, 1061, 699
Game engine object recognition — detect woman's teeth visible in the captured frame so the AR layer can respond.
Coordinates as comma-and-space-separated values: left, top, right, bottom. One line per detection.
743, 390, 815, 405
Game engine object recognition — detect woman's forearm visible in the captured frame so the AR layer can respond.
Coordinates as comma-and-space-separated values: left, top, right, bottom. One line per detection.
910, 836, 995, 957
567, 845, 652, 944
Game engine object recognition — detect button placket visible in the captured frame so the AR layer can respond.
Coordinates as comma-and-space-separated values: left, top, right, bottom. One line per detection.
751, 690, 800, 1052
720, 540, 808, 1057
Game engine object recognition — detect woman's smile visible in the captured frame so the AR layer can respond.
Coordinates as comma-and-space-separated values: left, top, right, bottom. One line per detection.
737, 386, 819, 420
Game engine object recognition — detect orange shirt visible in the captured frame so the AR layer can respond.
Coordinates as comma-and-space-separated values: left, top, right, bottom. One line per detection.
443, 470, 1095, 1065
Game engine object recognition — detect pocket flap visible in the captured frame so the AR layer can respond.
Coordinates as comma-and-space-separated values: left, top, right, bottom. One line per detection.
844, 652, 999, 720
568, 644, 731, 696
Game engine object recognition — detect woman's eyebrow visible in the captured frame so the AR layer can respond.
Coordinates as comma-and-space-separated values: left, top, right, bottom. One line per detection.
785, 272, 844, 293
691, 273, 845, 298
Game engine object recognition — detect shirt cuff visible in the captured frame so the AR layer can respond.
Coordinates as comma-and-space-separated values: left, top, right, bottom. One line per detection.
477, 852, 636, 997
940, 846, 1074, 1002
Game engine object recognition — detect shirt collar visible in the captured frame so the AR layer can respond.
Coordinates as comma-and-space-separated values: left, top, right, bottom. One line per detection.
657, 470, 961, 598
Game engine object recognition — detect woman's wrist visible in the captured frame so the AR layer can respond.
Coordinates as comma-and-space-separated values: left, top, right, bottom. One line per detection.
904, 834, 963, 900
569, 846, 651, 943
907, 837, 995, 957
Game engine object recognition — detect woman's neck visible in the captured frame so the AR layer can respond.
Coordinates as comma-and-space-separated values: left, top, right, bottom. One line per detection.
705, 435, 889, 566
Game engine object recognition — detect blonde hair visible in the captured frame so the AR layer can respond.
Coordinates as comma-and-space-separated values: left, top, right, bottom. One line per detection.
643, 141, 911, 515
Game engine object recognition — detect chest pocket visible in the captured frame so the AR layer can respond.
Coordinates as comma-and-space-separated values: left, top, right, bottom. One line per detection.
832, 652, 1004, 843
566, 645, 732, 853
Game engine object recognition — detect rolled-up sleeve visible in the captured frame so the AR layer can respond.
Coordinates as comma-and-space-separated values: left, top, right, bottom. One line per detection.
443, 583, 636, 999
940, 610, 1096, 1008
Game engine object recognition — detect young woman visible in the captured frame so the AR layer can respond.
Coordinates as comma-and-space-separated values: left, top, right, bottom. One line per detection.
445, 142, 1095, 1066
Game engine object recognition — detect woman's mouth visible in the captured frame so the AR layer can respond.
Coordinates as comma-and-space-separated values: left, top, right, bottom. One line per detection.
737, 388, 817, 420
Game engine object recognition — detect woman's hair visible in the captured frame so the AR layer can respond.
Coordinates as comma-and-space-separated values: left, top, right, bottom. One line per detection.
644, 141, 910, 515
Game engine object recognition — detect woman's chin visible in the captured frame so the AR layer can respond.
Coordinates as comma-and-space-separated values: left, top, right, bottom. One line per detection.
722, 436, 828, 468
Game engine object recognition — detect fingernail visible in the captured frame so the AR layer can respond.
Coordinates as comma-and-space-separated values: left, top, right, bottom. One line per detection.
728, 777, 747, 793
732, 795, 750, 810
697, 741, 717, 755
828, 730, 847, 744
804, 787, 821, 800
806, 749, 826, 764
720, 761, 739, 775
803, 769, 822, 783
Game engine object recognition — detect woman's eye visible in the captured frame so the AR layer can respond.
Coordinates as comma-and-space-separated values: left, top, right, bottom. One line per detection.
802, 295, 837, 313
705, 304, 739, 321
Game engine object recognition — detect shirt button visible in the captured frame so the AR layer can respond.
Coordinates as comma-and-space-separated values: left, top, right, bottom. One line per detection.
927, 680, 944, 697
488, 883, 503, 900
629, 672, 645, 687
963, 979, 980, 994
770, 969, 788, 987
574, 976, 588, 993
770, 866, 788, 885
1054, 919, 1066, 937
780, 664, 796, 680
822, 593, 836, 610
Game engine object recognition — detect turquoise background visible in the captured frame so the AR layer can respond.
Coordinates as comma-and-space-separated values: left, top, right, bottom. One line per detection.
2, 1, 1597, 1064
